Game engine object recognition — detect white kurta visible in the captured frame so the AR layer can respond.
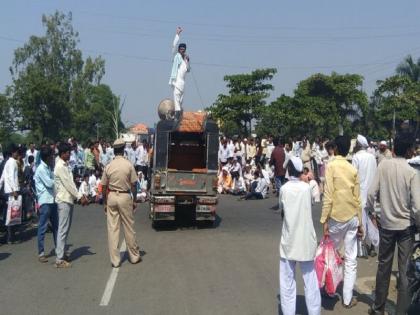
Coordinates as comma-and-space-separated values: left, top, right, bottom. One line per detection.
352, 149, 377, 242
352, 149, 377, 208
279, 179, 317, 261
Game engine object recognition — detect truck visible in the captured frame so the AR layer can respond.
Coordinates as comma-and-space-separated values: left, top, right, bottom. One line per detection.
149, 112, 219, 227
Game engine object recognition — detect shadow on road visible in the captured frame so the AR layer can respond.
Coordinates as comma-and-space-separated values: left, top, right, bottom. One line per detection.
69, 245, 96, 261
17, 224, 38, 242
152, 214, 222, 231
277, 294, 309, 315
0, 252, 11, 261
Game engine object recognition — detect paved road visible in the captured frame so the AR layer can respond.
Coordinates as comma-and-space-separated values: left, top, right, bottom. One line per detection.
0, 193, 394, 315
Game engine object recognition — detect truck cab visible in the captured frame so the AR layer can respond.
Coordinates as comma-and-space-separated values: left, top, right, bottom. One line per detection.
150, 112, 219, 226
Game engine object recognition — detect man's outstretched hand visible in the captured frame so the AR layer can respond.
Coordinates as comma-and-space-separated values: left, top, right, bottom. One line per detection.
176, 26, 183, 35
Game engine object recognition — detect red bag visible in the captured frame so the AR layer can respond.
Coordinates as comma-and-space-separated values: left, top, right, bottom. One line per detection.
314, 236, 343, 295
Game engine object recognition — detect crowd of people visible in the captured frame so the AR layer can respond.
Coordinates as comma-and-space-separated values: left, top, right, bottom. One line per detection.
0, 138, 153, 253
217, 133, 420, 314
1, 130, 419, 313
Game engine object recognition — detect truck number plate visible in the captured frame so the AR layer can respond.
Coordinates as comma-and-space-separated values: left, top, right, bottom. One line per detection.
155, 205, 174, 213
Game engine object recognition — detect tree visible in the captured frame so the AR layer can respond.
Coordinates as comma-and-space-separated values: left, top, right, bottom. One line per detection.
374, 75, 420, 138
396, 55, 420, 82
70, 84, 123, 142
7, 11, 118, 143
294, 73, 368, 135
0, 94, 14, 142
207, 68, 277, 136
256, 72, 368, 139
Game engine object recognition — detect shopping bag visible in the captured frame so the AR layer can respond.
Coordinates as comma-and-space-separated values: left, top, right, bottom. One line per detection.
324, 242, 344, 295
366, 216, 379, 247
6, 195, 22, 226
314, 237, 328, 288
314, 236, 343, 295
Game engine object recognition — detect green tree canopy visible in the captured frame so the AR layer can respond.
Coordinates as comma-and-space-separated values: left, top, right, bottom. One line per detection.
0, 94, 14, 141
207, 68, 277, 136
396, 55, 420, 82
7, 11, 120, 143
256, 72, 368, 139
373, 75, 420, 137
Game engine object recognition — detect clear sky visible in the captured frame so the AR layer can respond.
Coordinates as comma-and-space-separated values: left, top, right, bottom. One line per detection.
1, 0, 420, 127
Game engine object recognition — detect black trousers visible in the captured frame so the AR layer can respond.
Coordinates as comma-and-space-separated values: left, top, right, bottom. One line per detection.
371, 226, 414, 315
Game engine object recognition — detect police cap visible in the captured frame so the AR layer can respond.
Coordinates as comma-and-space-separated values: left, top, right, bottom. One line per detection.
113, 138, 125, 149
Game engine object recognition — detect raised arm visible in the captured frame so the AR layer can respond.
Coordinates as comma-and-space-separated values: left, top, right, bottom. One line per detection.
172, 26, 182, 55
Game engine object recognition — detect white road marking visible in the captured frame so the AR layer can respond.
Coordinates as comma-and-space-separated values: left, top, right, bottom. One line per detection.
99, 240, 127, 306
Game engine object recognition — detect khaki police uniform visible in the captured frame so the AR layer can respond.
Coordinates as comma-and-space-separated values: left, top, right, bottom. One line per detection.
101, 139, 140, 266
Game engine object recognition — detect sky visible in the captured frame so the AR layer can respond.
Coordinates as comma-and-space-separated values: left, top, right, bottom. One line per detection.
1, 0, 420, 127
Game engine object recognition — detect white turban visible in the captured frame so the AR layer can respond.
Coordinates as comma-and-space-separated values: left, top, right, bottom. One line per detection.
290, 156, 303, 172
357, 134, 369, 148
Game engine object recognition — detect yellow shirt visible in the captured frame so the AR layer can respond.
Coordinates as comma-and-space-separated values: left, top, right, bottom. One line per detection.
320, 156, 362, 224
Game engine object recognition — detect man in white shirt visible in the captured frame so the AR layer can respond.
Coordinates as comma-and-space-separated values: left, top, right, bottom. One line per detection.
135, 140, 149, 181
266, 137, 275, 163
25, 143, 38, 167
352, 134, 378, 257
377, 141, 392, 164
279, 156, 320, 315
244, 170, 267, 200
54, 143, 86, 268
125, 142, 136, 166
89, 172, 97, 199
1, 144, 20, 243
218, 140, 231, 167
169, 26, 190, 120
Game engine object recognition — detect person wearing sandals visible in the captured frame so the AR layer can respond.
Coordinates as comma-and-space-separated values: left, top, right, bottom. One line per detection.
54, 142, 87, 268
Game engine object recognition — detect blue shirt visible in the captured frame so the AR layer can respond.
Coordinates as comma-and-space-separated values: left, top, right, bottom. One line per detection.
34, 160, 55, 205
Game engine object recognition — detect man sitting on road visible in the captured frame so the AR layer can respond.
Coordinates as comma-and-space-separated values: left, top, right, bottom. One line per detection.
217, 167, 233, 194
243, 170, 268, 200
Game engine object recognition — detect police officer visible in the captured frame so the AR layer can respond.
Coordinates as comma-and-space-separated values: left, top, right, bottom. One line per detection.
101, 138, 141, 268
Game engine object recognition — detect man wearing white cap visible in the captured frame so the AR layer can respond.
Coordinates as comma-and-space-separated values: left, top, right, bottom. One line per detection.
279, 156, 321, 315
377, 140, 392, 164
352, 134, 378, 257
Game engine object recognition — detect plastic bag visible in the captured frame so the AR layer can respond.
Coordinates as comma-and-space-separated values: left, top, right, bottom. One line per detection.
314, 236, 343, 295
6, 195, 22, 226
366, 216, 379, 247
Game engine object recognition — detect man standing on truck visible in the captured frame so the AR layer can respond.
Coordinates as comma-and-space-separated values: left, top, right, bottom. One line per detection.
169, 26, 190, 121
